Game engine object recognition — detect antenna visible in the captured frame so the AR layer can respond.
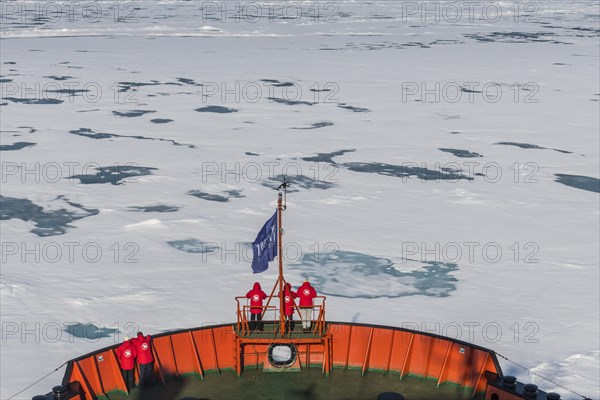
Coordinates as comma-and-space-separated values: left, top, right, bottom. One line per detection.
277, 177, 290, 210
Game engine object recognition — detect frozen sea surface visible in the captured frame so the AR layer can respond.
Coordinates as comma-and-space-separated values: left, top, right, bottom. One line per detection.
1, 1, 599, 399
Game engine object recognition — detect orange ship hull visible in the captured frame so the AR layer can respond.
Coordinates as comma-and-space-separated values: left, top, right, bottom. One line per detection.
62, 322, 507, 399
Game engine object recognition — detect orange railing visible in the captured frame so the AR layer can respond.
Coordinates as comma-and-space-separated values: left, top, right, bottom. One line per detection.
235, 296, 327, 336
235, 296, 278, 334
312, 296, 327, 336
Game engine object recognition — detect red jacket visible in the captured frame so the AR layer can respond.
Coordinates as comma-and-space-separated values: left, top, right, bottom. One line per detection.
282, 283, 297, 316
297, 281, 317, 307
116, 340, 137, 370
246, 282, 267, 314
133, 333, 154, 364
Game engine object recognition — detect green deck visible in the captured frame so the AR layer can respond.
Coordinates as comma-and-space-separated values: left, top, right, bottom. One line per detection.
107, 368, 484, 400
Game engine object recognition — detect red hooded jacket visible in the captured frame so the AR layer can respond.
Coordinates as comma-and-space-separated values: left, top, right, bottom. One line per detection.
116, 339, 137, 370
246, 282, 267, 314
133, 333, 154, 364
282, 283, 297, 316
297, 281, 317, 307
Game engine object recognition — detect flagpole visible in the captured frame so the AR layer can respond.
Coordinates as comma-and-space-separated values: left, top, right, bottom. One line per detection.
277, 191, 285, 334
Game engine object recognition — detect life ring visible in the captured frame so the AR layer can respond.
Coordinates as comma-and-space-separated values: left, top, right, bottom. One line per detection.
267, 343, 298, 368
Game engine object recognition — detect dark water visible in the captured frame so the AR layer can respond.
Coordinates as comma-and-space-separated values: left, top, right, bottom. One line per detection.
0, 142, 36, 151
326, 40, 461, 52
17, 126, 37, 133
225, 190, 245, 199
338, 104, 370, 112
460, 86, 482, 93
68, 165, 157, 185
267, 97, 316, 106
44, 75, 74, 81
57, 61, 82, 69
167, 239, 219, 253
301, 149, 355, 164
464, 31, 567, 44
187, 190, 230, 202
344, 162, 473, 181
64, 323, 119, 340
70, 128, 113, 139
439, 148, 483, 158
291, 121, 334, 130
272, 81, 295, 87
116, 81, 163, 92
260, 80, 303, 88
176, 77, 202, 86
44, 88, 90, 96
496, 141, 545, 149
2, 97, 63, 104
69, 128, 194, 148
291, 250, 458, 299
128, 205, 179, 213
262, 175, 336, 192
310, 87, 332, 92
195, 106, 239, 113
555, 174, 600, 193
495, 141, 572, 154
150, 118, 174, 124
0, 195, 99, 236
112, 110, 157, 117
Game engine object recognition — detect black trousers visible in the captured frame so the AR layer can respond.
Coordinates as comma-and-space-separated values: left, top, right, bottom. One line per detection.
139, 362, 154, 388
286, 315, 295, 332
249, 313, 263, 331
121, 368, 135, 391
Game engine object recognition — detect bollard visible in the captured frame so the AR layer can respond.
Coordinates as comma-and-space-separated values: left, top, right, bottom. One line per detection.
501, 375, 517, 389
523, 383, 538, 398
52, 385, 67, 400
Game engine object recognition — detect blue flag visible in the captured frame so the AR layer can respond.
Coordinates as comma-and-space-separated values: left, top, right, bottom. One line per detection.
251, 211, 278, 273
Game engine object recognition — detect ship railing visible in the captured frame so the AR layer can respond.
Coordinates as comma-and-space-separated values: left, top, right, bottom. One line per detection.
235, 296, 327, 337
235, 297, 278, 335
298, 296, 326, 337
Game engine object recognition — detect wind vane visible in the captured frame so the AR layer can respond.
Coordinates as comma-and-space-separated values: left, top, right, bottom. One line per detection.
277, 178, 290, 210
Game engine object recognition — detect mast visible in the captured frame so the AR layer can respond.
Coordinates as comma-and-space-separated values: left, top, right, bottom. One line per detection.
277, 191, 285, 334
275, 179, 289, 334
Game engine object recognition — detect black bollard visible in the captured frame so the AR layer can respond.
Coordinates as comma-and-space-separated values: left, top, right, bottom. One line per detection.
501, 375, 517, 389
52, 385, 67, 400
523, 383, 538, 398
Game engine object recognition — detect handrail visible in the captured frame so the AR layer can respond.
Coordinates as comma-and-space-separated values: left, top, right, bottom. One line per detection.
236, 296, 279, 336
235, 295, 327, 336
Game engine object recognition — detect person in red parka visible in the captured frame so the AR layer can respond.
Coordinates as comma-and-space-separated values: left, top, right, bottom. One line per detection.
116, 336, 137, 391
132, 331, 154, 389
297, 280, 317, 332
282, 282, 297, 333
246, 282, 267, 331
